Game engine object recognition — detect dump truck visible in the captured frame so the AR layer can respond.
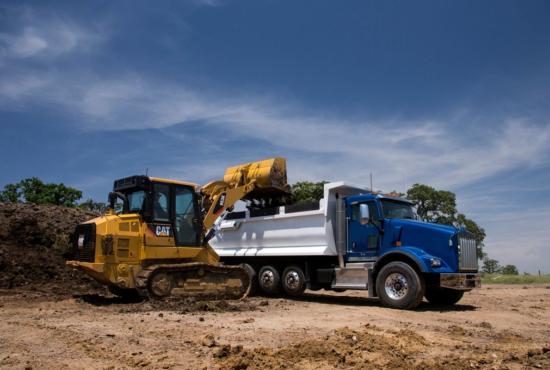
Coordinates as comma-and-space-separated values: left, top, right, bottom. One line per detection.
67, 157, 290, 299
211, 182, 481, 309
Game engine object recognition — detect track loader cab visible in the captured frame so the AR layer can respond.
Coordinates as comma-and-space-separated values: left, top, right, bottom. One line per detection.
110, 175, 206, 255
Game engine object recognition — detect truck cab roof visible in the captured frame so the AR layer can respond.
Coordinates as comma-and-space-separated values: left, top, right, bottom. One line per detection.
346, 193, 413, 204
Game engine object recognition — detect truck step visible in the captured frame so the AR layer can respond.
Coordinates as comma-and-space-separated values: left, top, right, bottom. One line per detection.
331, 265, 373, 291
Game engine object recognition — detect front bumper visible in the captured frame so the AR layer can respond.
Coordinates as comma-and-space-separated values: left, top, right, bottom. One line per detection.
439, 273, 480, 290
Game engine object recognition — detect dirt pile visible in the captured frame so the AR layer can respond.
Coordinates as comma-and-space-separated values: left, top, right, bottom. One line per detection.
0, 202, 99, 292
213, 325, 427, 369
213, 324, 550, 370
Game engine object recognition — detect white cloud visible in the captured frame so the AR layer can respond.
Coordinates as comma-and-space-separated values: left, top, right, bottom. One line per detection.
1, 70, 549, 193
0, 6, 103, 61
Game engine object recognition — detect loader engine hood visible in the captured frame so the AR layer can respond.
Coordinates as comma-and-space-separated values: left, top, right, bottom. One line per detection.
385, 219, 460, 271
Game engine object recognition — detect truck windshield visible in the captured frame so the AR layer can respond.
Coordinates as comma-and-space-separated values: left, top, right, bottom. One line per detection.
380, 199, 415, 220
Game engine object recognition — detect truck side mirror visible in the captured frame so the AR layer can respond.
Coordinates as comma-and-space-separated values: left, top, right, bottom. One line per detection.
359, 203, 370, 225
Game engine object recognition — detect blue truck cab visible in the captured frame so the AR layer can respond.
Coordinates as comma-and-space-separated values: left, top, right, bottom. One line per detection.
343, 193, 480, 308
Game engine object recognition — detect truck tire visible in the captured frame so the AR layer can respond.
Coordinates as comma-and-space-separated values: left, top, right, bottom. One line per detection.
376, 261, 424, 309
425, 288, 464, 306
282, 266, 306, 296
240, 263, 259, 296
258, 265, 281, 295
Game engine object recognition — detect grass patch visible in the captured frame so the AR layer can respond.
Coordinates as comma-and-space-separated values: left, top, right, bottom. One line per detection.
481, 274, 550, 284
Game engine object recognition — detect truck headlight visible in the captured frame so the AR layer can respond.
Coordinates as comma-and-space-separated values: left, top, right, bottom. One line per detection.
430, 258, 442, 267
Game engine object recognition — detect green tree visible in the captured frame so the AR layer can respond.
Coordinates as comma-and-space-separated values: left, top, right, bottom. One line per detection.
501, 264, 519, 275
79, 198, 107, 213
291, 181, 328, 203
482, 258, 502, 274
406, 183, 486, 258
0, 177, 82, 207
406, 184, 457, 224
0, 183, 20, 203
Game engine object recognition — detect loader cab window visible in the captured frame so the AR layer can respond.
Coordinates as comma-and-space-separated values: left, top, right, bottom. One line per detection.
127, 190, 145, 212
153, 183, 170, 222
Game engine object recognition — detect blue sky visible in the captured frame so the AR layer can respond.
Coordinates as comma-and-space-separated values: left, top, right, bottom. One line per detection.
1, 0, 549, 273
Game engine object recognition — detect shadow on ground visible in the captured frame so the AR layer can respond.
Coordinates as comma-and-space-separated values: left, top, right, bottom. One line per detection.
73, 294, 143, 306
288, 292, 476, 311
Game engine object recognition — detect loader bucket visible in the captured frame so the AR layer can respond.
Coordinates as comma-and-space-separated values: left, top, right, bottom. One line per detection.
223, 157, 290, 199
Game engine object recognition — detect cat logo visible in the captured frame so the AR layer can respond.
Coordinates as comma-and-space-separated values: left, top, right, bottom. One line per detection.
155, 225, 171, 237
213, 192, 227, 215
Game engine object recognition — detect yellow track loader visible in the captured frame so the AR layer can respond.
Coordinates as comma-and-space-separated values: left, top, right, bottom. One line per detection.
67, 157, 289, 299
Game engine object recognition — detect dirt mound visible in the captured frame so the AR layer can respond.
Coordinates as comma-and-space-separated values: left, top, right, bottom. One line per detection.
213, 324, 550, 370
0, 202, 99, 292
213, 325, 426, 369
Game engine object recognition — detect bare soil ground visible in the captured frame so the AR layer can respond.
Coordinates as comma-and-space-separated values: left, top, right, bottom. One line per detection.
1, 285, 548, 370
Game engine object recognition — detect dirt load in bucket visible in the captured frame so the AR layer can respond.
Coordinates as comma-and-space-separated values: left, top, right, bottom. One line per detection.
0, 202, 101, 294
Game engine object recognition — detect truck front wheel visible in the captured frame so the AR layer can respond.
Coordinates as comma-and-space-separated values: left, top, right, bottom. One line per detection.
258, 265, 281, 295
425, 288, 464, 306
282, 266, 306, 296
376, 261, 424, 309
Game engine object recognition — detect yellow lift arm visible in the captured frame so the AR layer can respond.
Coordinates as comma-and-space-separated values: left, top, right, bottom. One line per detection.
200, 157, 290, 230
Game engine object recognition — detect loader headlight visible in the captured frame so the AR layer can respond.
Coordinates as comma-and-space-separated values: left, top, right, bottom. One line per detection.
77, 234, 85, 248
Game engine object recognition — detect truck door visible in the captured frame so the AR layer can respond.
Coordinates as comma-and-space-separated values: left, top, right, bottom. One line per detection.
347, 201, 380, 261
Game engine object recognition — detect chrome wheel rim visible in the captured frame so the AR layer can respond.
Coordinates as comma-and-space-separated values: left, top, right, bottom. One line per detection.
384, 272, 409, 300
285, 271, 301, 291
261, 270, 275, 289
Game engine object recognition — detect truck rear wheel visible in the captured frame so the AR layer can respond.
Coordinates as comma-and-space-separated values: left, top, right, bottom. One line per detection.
425, 288, 464, 306
376, 261, 424, 309
258, 265, 281, 295
282, 266, 306, 296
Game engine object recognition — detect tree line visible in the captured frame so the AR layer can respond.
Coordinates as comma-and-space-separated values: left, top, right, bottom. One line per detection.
0, 177, 106, 212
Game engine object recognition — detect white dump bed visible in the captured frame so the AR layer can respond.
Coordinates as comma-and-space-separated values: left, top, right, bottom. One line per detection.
210, 182, 368, 257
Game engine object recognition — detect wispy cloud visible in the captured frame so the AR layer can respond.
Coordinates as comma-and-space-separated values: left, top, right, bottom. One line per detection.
0, 6, 103, 61
1, 70, 549, 193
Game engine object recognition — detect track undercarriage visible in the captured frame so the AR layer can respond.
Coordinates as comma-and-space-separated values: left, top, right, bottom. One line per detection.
135, 263, 251, 300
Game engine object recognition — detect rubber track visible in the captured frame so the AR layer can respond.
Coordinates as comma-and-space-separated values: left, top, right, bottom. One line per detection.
135, 262, 251, 300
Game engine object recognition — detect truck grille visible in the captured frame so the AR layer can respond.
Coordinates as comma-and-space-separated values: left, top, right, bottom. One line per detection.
72, 223, 96, 262
458, 232, 478, 271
